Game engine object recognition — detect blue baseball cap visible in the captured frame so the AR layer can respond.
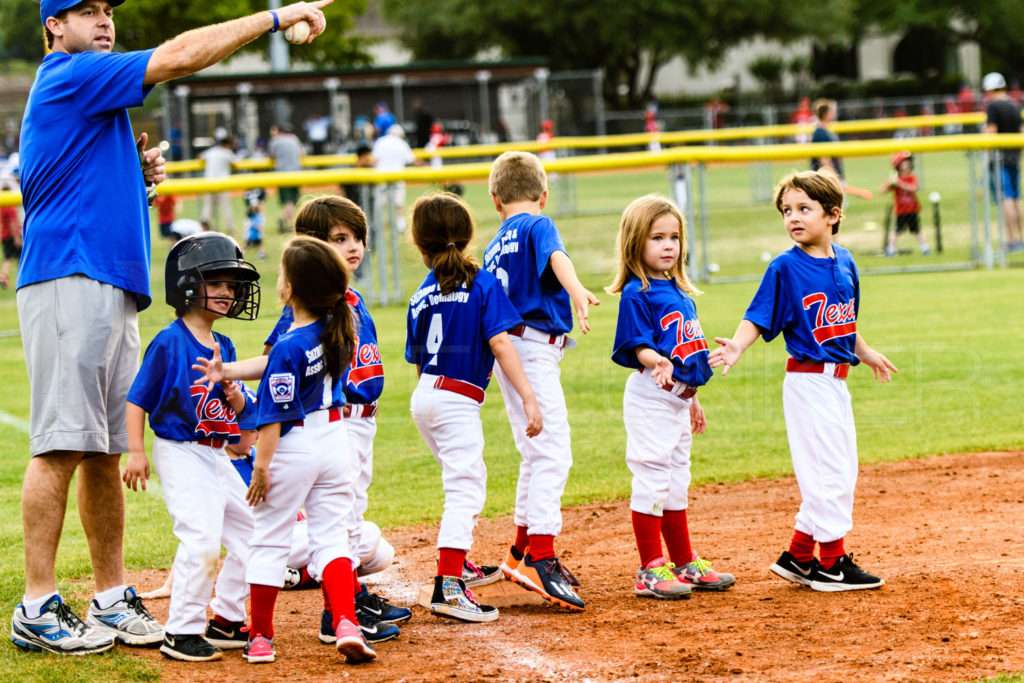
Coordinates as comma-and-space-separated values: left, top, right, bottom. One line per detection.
40, 0, 127, 27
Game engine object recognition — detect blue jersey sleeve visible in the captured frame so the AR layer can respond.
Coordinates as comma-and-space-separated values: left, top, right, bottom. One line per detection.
530, 217, 567, 285
265, 306, 294, 347
72, 50, 154, 119
480, 274, 523, 341
257, 344, 306, 428
743, 262, 792, 342
126, 336, 168, 414
611, 289, 655, 370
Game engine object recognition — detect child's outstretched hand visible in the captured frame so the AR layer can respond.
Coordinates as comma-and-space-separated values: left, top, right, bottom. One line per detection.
247, 465, 270, 506
649, 355, 674, 387
709, 337, 742, 376
689, 396, 707, 435
522, 396, 544, 438
193, 343, 224, 390
571, 286, 600, 335
222, 378, 240, 403
122, 450, 150, 492
858, 347, 898, 382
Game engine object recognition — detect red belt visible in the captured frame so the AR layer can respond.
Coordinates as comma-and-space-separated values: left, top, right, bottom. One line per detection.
786, 358, 850, 380
433, 375, 486, 403
197, 437, 226, 449
509, 324, 568, 349
342, 403, 378, 418
664, 382, 698, 399
295, 407, 343, 427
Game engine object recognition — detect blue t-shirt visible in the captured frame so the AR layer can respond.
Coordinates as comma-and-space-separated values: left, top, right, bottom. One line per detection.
265, 287, 383, 404
482, 212, 572, 335
744, 245, 860, 365
257, 318, 344, 438
18, 49, 156, 308
230, 449, 255, 485
127, 319, 254, 442
612, 277, 712, 387
405, 269, 522, 388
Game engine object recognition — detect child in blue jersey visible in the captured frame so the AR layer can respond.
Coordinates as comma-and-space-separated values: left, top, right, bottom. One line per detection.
407, 192, 542, 623
264, 195, 410, 643
483, 151, 597, 611
240, 236, 375, 664
608, 195, 736, 600
710, 170, 897, 592
123, 233, 260, 662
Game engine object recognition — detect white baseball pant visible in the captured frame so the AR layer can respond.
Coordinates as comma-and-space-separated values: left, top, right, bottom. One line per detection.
783, 372, 859, 543
152, 439, 253, 635
344, 415, 384, 566
493, 334, 572, 536
622, 370, 693, 516
247, 410, 356, 587
410, 373, 486, 551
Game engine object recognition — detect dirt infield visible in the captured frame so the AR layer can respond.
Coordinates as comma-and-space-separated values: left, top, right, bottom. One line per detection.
129, 450, 1024, 682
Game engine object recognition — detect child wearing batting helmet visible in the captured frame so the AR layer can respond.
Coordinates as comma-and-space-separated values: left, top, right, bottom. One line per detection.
607, 195, 735, 600
483, 151, 598, 612
123, 232, 260, 662
881, 151, 930, 257
406, 192, 542, 623
710, 169, 898, 592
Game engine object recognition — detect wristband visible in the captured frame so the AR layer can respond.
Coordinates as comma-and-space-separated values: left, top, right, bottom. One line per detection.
268, 10, 280, 33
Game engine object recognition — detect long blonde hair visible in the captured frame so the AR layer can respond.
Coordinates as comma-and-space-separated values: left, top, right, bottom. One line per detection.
607, 194, 698, 295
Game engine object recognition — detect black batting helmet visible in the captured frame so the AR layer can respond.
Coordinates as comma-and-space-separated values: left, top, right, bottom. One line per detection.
165, 232, 260, 320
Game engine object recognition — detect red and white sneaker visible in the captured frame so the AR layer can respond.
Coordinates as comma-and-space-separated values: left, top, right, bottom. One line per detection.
334, 617, 376, 663
243, 633, 275, 663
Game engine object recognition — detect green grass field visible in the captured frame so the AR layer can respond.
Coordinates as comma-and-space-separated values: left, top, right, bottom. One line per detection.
0, 150, 1021, 680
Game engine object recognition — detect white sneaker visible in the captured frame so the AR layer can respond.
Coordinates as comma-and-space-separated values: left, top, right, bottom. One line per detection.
11, 595, 115, 655
86, 587, 164, 646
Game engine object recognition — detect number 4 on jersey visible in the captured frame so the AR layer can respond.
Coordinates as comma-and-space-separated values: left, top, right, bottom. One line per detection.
425, 313, 443, 367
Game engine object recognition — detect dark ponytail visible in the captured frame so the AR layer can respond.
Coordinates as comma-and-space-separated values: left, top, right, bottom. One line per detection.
280, 236, 355, 378
411, 192, 478, 295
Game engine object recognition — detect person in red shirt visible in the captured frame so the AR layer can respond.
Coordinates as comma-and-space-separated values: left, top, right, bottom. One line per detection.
0, 179, 22, 289
881, 151, 929, 257
791, 97, 814, 143
153, 193, 179, 243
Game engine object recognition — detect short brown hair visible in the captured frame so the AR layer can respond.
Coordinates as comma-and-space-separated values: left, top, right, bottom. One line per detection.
294, 195, 367, 245
489, 151, 547, 204
773, 169, 845, 234
814, 98, 836, 120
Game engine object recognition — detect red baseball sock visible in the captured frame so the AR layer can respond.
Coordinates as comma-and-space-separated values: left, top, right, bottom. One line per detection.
788, 529, 816, 563
352, 569, 363, 596
514, 525, 530, 554
248, 584, 279, 639
437, 547, 467, 578
322, 558, 356, 630
819, 538, 845, 569
661, 509, 693, 566
322, 585, 331, 614
212, 614, 239, 628
630, 510, 664, 568
528, 534, 555, 561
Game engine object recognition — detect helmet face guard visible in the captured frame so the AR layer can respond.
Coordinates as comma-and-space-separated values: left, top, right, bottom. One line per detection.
166, 234, 261, 320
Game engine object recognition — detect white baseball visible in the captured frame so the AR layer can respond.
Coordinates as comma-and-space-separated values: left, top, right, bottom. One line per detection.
284, 20, 311, 44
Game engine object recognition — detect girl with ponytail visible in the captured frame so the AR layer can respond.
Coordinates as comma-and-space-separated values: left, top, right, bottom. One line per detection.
405, 192, 542, 623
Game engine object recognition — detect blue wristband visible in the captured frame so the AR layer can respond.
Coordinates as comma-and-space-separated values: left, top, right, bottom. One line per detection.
268, 10, 279, 33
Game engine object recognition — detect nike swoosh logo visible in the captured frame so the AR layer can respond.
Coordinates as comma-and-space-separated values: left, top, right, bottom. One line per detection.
362, 606, 382, 616
795, 564, 813, 577
818, 570, 844, 581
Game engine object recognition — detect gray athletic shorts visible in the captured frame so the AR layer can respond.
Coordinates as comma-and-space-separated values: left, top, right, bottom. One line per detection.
17, 276, 140, 456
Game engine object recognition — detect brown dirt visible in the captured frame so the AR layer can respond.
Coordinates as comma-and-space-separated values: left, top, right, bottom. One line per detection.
126, 450, 1024, 682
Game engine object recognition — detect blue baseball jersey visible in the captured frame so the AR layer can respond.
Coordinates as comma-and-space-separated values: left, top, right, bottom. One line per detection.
405, 269, 522, 388
230, 449, 255, 485
19, 49, 156, 309
127, 319, 254, 442
612, 277, 712, 387
744, 245, 860, 365
257, 317, 344, 437
266, 287, 383, 404
482, 213, 572, 335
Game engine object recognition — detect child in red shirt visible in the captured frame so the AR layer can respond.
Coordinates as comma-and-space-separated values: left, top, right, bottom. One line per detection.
0, 179, 22, 289
882, 152, 930, 257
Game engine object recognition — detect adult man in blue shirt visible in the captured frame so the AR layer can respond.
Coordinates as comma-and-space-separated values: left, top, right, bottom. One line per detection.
12, 0, 333, 656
